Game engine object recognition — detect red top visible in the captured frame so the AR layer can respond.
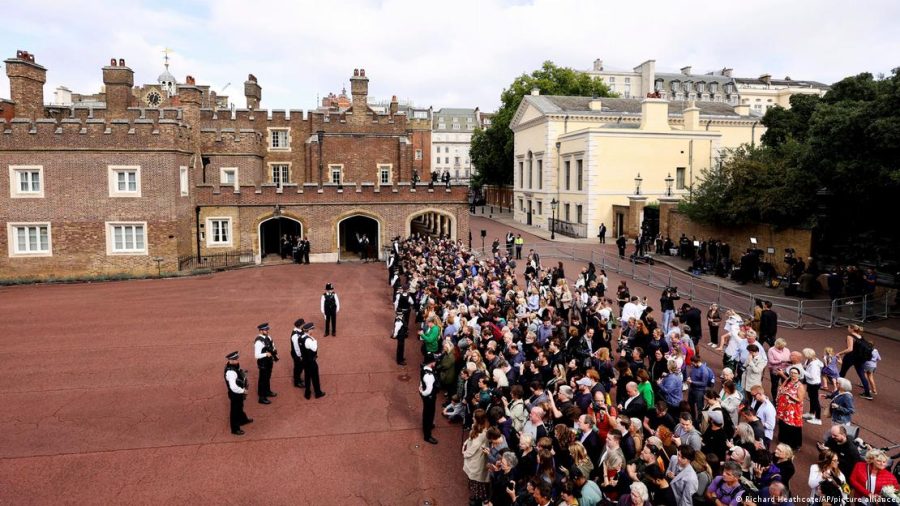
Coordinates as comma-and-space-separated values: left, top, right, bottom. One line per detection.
776, 379, 803, 427
849, 461, 899, 498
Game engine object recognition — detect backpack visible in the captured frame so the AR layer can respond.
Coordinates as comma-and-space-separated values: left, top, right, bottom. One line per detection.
854, 337, 874, 362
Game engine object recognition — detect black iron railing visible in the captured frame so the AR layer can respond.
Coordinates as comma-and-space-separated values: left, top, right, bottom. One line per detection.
548, 218, 587, 238
178, 250, 254, 271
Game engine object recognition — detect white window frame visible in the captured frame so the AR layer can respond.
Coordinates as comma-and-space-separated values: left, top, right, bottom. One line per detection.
9, 165, 44, 198
106, 221, 148, 256
270, 163, 290, 188
268, 128, 291, 151
378, 164, 392, 185
329, 165, 343, 185
179, 166, 189, 196
206, 217, 233, 247
220, 167, 238, 188
108, 165, 141, 198
7, 222, 52, 257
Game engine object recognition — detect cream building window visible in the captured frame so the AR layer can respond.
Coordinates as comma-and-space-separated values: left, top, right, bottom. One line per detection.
576, 160, 583, 191
268, 128, 291, 151
676, 167, 686, 190
8, 222, 51, 257
415, 149, 423, 160
107, 222, 147, 255
206, 217, 232, 247
564, 161, 571, 191
108, 165, 141, 197
9, 165, 44, 198
537, 201, 543, 215
537, 160, 543, 190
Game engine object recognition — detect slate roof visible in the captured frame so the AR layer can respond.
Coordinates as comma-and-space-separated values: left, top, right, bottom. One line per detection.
524, 96, 743, 117
734, 77, 830, 89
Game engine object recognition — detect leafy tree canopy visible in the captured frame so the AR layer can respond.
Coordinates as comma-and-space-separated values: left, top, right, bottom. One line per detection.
681, 68, 900, 267
471, 61, 613, 187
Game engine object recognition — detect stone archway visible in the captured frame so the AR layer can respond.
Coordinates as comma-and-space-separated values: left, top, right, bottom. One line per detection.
406, 208, 456, 240
336, 214, 381, 261
257, 215, 303, 262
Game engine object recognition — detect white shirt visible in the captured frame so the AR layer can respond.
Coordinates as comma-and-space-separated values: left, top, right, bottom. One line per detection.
225, 369, 245, 394
393, 320, 404, 338
254, 335, 268, 359
755, 398, 776, 439
290, 329, 303, 356
419, 366, 435, 396
304, 336, 318, 353
804, 358, 823, 385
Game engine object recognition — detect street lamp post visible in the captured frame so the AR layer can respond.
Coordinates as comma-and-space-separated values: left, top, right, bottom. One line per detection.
634, 173, 643, 196
550, 198, 558, 240
665, 173, 674, 197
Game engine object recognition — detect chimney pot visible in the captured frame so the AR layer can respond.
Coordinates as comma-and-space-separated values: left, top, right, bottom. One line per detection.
110, 58, 117, 66
119, 58, 125, 67
353, 69, 359, 77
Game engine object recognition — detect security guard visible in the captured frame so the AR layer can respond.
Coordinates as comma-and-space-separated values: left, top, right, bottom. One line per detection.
289, 318, 306, 388
321, 283, 340, 336
300, 322, 326, 399
392, 311, 408, 366
254, 323, 278, 404
224, 351, 252, 435
420, 353, 438, 444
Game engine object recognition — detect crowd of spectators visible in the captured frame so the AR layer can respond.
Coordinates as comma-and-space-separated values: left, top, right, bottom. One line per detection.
389, 234, 897, 506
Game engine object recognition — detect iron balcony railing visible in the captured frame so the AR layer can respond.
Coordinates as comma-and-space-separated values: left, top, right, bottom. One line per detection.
548, 218, 587, 238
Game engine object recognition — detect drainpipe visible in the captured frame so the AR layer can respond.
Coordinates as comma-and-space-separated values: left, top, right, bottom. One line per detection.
751, 120, 759, 147
195, 205, 202, 263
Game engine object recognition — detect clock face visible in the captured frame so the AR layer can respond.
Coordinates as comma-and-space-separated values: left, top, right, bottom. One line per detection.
145, 91, 162, 107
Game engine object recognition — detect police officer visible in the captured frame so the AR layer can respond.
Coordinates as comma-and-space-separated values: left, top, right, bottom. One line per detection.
224, 351, 252, 435
392, 311, 408, 366
321, 283, 340, 337
300, 322, 326, 399
394, 285, 414, 321
420, 353, 438, 444
289, 318, 306, 388
254, 323, 278, 404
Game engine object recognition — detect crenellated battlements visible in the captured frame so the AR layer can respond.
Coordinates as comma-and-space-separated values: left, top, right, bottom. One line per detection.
0, 115, 193, 151
198, 126, 265, 153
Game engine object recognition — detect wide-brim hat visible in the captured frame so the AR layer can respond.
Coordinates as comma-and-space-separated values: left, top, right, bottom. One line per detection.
294, 318, 306, 328
302, 322, 315, 331
226, 351, 240, 360
257, 322, 270, 331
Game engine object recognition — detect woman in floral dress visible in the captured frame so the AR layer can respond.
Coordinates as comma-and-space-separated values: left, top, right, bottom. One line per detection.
776, 366, 806, 450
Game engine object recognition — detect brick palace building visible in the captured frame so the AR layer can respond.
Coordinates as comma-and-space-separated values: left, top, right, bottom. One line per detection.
0, 51, 469, 280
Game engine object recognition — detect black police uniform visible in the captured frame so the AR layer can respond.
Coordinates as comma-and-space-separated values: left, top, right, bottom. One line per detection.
393, 313, 408, 365
290, 323, 305, 388
301, 325, 325, 399
420, 361, 438, 444
254, 325, 278, 404
224, 353, 252, 434
322, 288, 338, 336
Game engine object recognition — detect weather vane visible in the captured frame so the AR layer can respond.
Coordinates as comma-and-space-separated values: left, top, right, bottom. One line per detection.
162, 47, 174, 70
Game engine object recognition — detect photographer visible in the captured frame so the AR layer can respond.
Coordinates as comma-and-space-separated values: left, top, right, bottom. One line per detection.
660, 287, 679, 334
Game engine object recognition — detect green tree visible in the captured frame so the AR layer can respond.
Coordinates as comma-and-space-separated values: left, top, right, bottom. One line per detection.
471, 61, 613, 187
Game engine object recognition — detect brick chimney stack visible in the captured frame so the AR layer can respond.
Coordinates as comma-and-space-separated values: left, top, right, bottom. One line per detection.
177, 75, 202, 126
103, 57, 134, 119
244, 73, 261, 110
350, 68, 369, 113
389, 95, 398, 115
4, 50, 47, 120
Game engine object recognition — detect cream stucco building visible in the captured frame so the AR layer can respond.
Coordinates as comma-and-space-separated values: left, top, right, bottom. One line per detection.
509, 93, 764, 239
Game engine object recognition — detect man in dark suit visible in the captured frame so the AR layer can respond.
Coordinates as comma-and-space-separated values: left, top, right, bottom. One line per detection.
577, 413, 603, 463
759, 301, 778, 348
616, 234, 627, 258
680, 303, 704, 347
618, 381, 647, 420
